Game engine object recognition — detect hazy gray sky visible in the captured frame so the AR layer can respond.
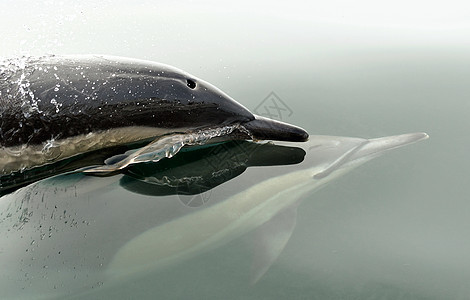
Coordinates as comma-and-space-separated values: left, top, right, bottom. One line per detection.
1, 0, 469, 61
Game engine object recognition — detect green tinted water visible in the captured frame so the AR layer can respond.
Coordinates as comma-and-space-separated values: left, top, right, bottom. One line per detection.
0, 1, 469, 299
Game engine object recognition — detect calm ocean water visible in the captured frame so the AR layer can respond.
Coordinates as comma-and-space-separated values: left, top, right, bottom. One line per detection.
1, 1, 469, 299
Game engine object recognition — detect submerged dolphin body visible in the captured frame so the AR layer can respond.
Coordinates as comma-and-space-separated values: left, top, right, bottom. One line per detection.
107, 133, 428, 283
0, 55, 308, 175
0, 132, 427, 299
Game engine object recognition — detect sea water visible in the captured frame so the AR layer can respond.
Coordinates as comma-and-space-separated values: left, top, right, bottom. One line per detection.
0, 1, 469, 299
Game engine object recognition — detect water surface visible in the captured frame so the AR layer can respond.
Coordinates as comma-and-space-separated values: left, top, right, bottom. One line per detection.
0, 1, 469, 299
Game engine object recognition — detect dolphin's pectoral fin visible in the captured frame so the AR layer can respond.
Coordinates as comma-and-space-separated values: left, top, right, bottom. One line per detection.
250, 203, 299, 284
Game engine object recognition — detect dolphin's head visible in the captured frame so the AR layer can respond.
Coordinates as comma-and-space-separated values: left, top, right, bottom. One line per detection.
140, 64, 309, 142
3, 55, 308, 147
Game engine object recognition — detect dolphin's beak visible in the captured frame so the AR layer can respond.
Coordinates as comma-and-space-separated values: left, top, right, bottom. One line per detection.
348, 132, 429, 162
242, 115, 309, 142
312, 132, 429, 179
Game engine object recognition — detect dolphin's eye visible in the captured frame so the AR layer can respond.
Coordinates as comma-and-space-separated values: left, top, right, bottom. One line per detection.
186, 79, 196, 89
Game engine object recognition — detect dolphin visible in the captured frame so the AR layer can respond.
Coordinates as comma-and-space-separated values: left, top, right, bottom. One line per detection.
0, 55, 308, 175
106, 132, 428, 284
0, 132, 427, 299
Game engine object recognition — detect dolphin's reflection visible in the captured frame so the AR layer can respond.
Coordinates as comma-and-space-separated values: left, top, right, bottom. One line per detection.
121, 141, 305, 200
0, 141, 305, 198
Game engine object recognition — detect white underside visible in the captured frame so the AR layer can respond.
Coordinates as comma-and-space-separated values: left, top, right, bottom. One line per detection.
0, 126, 178, 174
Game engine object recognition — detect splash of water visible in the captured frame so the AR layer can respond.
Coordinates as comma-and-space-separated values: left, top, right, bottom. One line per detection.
82, 124, 244, 175
0, 56, 54, 117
